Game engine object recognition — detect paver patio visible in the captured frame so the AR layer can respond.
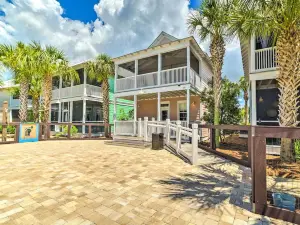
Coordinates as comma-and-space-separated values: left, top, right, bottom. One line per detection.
0, 141, 293, 225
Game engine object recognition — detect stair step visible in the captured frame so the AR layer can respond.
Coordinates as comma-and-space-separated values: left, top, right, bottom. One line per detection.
104, 141, 151, 149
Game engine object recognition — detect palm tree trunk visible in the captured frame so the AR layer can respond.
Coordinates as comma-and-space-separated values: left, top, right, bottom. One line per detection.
32, 96, 40, 123
102, 78, 110, 137
210, 35, 225, 148
277, 27, 300, 163
42, 74, 52, 123
19, 79, 29, 122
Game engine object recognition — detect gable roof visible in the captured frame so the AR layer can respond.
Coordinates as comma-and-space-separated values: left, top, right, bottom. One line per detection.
148, 31, 178, 48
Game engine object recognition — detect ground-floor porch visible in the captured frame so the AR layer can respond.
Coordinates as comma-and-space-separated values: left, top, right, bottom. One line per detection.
113, 88, 205, 136
0, 140, 288, 225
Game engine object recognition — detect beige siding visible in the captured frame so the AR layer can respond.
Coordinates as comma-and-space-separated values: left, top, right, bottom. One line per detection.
201, 59, 213, 89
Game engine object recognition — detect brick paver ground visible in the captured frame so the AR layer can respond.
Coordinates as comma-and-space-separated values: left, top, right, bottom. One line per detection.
0, 141, 293, 225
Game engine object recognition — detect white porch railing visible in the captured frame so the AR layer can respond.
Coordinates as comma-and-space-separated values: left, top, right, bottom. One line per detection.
116, 76, 135, 91
144, 118, 199, 165
255, 47, 277, 71
161, 66, 187, 85
86, 84, 102, 98
52, 84, 102, 100
137, 72, 158, 88
190, 68, 201, 90
114, 120, 136, 135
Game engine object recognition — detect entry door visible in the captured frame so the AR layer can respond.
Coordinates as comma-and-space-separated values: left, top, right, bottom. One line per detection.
161, 102, 170, 121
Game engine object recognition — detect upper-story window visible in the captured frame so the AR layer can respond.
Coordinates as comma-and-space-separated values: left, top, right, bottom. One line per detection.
255, 34, 276, 50
74, 69, 84, 86
52, 77, 60, 90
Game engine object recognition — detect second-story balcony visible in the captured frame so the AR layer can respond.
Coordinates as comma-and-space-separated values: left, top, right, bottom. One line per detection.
254, 47, 277, 71
52, 84, 102, 100
116, 66, 201, 92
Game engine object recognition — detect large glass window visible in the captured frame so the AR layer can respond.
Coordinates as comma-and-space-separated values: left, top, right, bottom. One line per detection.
74, 68, 84, 86
178, 101, 187, 121
51, 103, 59, 122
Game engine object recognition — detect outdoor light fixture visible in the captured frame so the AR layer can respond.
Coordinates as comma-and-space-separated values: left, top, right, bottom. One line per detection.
259, 96, 264, 103
192, 101, 196, 106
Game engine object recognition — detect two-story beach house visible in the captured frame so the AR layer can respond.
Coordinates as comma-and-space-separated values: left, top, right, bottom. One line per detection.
241, 35, 278, 127
0, 63, 133, 134
112, 32, 213, 135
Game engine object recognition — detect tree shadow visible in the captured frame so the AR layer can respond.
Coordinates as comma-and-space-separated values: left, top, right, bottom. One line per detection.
158, 162, 253, 212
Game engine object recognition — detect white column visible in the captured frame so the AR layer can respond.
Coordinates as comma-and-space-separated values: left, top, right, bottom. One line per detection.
199, 59, 202, 90
166, 119, 170, 145
9, 109, 12, 123
176, 120, 181, 153
134, 95, 137, 135
70, 101, 73, 122
56, 102, 61, 132
158, 53, 162, 85
251, 80, 257, 125
187, 45, 191, 83
138, 118, 142, 137
113, 97, 117, 136
115, 64, 118, 92
157, 92, 161, 121
82, 99, 86, 134
135, 59, 138, 88
83, 68, 87, 96
187, 88, 190, 126
59, 76, 62, 99
144, 117, 148, 142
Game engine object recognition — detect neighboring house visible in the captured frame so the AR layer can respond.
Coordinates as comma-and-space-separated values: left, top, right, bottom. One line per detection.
241, 35, 278, 126
112, 31, 213, 135
0, 64, 133, 134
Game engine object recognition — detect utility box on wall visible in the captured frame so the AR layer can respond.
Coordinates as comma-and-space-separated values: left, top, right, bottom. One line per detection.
19, 123, 39, 143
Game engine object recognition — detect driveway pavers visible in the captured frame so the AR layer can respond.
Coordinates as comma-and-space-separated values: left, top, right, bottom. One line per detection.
0, 141, 293, 225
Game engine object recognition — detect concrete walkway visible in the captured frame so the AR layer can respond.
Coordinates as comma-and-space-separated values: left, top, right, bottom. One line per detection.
0, 141, 292, 225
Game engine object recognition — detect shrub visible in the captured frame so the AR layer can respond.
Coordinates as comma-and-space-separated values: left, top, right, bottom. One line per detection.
55, 125, 78, 137
295, 140, 300, 161
0, 125, 16, 134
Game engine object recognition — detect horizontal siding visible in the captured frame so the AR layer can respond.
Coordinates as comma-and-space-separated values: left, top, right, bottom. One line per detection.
201, 60, 212, 89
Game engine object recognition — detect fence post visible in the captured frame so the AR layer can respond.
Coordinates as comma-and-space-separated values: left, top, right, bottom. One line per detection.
88, 125, 92, 138
67, 124, 71, 139
192, 123, 198, 165
144, 117, 148, 142
138, 118, 142, 137
166, 119, 170, 145
252, 134, 267, 215
114, 120, 117, 136
248, 126, 252, 166
176, 120, 181, 153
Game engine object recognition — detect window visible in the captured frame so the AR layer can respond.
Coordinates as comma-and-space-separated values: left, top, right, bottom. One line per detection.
178, 101, 187, 121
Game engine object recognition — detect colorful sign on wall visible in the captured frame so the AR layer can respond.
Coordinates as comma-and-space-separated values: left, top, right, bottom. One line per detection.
19, 123, 39, 143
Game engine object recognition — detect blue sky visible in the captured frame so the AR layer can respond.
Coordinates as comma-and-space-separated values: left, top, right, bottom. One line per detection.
1, 0, 243, 83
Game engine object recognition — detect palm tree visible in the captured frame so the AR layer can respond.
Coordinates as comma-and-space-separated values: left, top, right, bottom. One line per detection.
230, 0, 300, 162
33, 43, 78, 123
239, 76, 249, 125
29, 74, 43, 122
187, 0, 232, 147
0, 43, 36, 122
86, 54, 114, 137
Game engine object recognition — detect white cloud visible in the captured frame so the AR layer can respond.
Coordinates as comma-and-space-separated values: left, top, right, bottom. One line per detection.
0, 0, 190, 64
0, 0, 243, 81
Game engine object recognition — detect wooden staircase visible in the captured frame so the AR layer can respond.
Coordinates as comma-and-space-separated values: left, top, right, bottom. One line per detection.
105, 136, 151, 149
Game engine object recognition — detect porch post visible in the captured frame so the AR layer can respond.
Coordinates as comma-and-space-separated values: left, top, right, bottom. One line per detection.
157, 92, 161, 121
135, 59, 138, 88
114, 97, 117, 136
134, 95, 137, 135
114, 64, 118, 92
59, 76, 62, 99
158, 53, 162, 85
83, 68, 87, 96
56, 102, 61, 132
187, 89, 190, 126
82, 99, 86, 134
144, 117, 148, 142
187, 45, 191, 83
70, 101, 73, 123
251, 80, 257, 125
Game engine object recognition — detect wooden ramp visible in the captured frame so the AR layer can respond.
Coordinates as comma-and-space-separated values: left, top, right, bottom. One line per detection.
105, 136, 151, 149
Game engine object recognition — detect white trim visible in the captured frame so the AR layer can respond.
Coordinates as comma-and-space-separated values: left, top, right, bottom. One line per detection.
157, 92, 161, 121
249, 70, 278, 81
251, 80, 257, 125
114, 84, 191, 98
